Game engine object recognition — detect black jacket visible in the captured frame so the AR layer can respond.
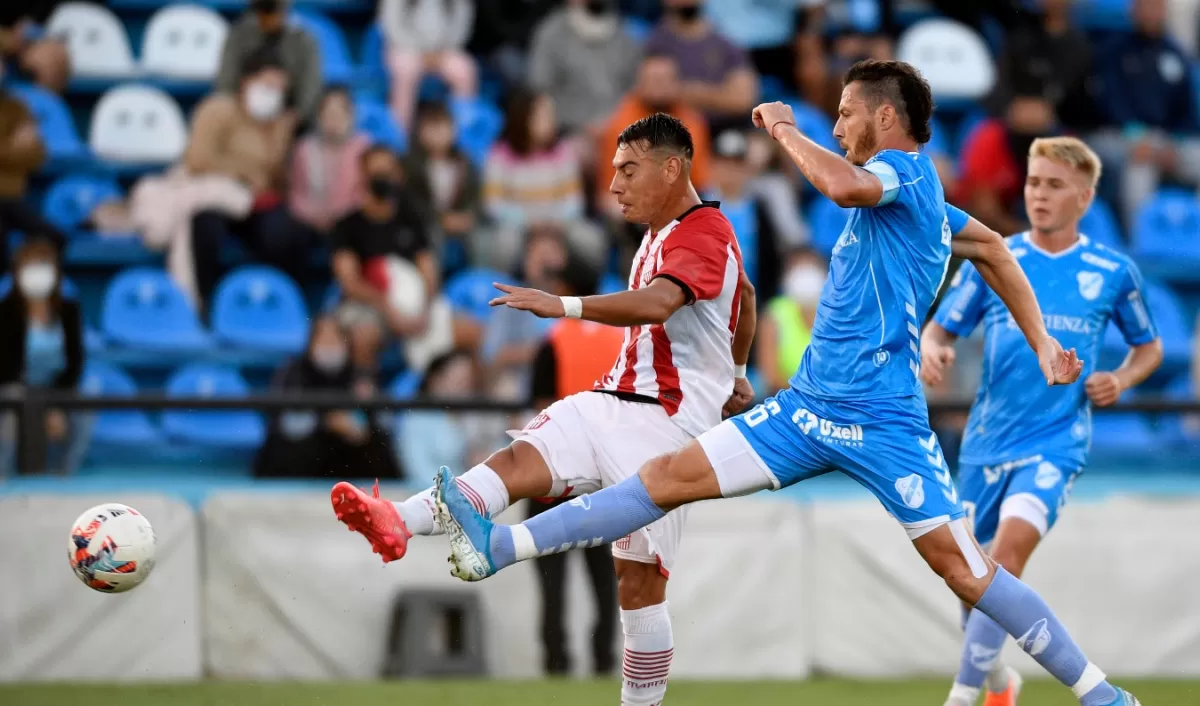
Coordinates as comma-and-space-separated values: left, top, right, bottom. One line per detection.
0, 290, 84, 389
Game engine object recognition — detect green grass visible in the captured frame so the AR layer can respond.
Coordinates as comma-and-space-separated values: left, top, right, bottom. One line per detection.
2, 679, 1198, 705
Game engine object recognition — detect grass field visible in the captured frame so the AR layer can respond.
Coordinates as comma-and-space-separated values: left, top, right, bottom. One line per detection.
3, 679, 1198, 705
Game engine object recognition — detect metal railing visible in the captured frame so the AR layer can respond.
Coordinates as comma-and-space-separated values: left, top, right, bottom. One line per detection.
3, 391, 1197, 475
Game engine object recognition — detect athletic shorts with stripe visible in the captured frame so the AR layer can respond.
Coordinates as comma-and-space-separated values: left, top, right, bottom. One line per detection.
699, 386, 967, 538
510, 390, 692, 576
958, 454, 1081, 546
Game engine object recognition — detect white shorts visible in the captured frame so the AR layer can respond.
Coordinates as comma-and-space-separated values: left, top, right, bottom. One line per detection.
510, 391, 693, 576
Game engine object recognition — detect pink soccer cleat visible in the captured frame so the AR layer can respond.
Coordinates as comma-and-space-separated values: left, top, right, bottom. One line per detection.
331, 480, 412, 563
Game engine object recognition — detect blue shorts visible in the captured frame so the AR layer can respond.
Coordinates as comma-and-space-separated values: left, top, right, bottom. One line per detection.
958, 455, 1081, 546
699, 387, 965, 534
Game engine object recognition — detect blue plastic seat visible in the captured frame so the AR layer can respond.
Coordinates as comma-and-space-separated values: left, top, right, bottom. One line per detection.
598, 272, 626, 295
925, 117, 951, 160
450, 96, 503, 166
807, 197, 852, 257
1079, 198, 1125, 251
101, 268, 212, 352
1072, 0, 1133, 30
1101, 279, 1191, 369
623, 16, 653, 42
42, 174, 124, 232
161, 362, 264, 449
784, 99, 839, 154
1132, 188, 1200, 261
8, 82, 89, 163
390, 369, 422, 401
1090, 410, 1158, 455
444, 267, 512, 323
79, 361, 164, 446
356, 98, 407, 152
1159, 374, 1200, 449
359, 23, 387, 84
289, 9, 355, 84
211, 266, 310, 354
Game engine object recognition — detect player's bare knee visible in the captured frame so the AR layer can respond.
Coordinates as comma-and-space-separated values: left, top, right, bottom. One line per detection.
615, 559, 667, 610
482, 441, 553, 500
639, 445, 721, 511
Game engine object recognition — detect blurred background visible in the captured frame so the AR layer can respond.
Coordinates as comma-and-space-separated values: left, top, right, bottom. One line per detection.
2, 0, 1200, 703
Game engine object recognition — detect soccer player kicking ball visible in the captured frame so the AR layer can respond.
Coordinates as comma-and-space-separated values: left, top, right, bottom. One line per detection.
923, 137, 1163, 706
436, 60, 1143, 706
333, 113, 756, 706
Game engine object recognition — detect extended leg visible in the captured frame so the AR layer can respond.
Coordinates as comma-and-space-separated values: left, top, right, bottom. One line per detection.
614, 559, 672, 705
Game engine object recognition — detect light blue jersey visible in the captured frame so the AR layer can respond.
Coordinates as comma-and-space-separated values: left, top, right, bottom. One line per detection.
934, 233, 1158, 469
792, 150, 954, 400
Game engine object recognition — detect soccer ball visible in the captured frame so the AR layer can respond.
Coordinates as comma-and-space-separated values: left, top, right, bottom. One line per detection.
68, 503, 157, 593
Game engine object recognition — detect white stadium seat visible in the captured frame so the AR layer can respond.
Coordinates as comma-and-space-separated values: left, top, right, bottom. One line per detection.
46, 2, 137, 78
141, 5, 230, 81
89, 85, 188, 163
896, 18, 996, 102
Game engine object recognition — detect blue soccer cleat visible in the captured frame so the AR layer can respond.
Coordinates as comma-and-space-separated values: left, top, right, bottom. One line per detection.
1107, 688, 1141, 706
434, 466, 499, 581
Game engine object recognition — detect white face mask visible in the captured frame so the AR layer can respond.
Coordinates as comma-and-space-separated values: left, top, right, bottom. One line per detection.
311, 346, 347, 374
784, 266, 825, 304
18, 263, 56, 300
245, 82, 284, 121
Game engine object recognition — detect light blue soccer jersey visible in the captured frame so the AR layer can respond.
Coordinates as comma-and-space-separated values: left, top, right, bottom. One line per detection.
792, 149, 953, 400
934, 233, 1158, 468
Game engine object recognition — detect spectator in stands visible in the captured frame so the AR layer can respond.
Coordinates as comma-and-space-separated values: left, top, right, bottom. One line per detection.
1091, 0, 1200, 227
0, 65, 58, 271
0, 4, 69, 94
645, 0, 759, 131
379, 0, 477, 130
793, 31, 840, 119
705, 0, 814, 87
254, 316, 401, 480
756, 248, 823, 395
216, 0, 322, 123
0, 235, 83, 475
469, 0, 561, 87
527, 0, 642, 139
332, 145, 479, 377
482, 228, 569, 400
597, 53, 712, 217
484, 90, 604, 270
289, 86, 369, 240
187, 50, 312, 309
956, 94, 1058, 235
398, 348, 484, 480
403, 100, 481, 276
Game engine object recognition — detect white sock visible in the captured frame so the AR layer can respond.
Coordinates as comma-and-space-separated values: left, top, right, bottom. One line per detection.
944, 683, 980, 706
986, 661, 1011, 692
393, 464, 511, 537
621, 602, 673, 706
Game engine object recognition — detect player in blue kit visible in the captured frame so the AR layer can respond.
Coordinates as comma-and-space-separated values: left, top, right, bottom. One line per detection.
435, 61, 1141, 706
922, 137, 1163, 706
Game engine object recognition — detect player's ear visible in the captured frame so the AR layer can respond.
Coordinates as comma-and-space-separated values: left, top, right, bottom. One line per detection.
878, 104, 896, 132
662, 154, 683, 184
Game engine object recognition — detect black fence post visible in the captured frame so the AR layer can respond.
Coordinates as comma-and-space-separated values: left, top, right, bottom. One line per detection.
17, 390, 47, 476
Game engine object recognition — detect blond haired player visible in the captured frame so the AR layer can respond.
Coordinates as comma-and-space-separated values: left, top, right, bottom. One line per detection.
924, 137, 1164, 706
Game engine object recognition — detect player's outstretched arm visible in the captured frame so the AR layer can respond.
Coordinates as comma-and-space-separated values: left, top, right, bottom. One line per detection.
724, 273, 757, 416
951, 216, 1082, 385
752, 102, 884, 208
490, 278, 688, 327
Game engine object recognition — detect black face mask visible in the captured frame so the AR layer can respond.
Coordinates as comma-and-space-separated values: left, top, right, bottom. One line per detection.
672, 4, 701, 22
368, 177, 399, 201
585, 0, 613, 16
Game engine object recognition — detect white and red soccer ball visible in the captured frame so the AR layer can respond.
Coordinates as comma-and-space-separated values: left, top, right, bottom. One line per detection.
68, 503, 157, 593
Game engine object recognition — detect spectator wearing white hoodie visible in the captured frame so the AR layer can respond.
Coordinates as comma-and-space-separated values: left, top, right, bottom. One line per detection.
379, 0, 478, 130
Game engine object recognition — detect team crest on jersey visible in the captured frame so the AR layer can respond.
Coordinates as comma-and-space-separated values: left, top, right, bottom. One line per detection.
1076, 271, 1104, 301
895, 474, 925, 509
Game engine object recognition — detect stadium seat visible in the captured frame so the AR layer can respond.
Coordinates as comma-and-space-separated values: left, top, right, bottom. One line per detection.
807, 197, 852, 257
1159, 374, 1200, 448
356, 98, 407, 152
80, 361, 164, 446
897, 19, 996, 102
211, 266, 310, 354
8, 83, 89, 163
161, 363, 264, 449
390, 369, 422, 401
783, 99, 839, 154
450, 96, 504, 166
289, 9, 355, 84
101, 268, 212, 352
598, 272, 626, 295
925, 117, 950, 159
1072, 0, 1134, 30
1102, 279, 1192, 369
1090, 409, 1159, 456
41, 174, 124, 232
623, 16, 653, 42
1131, 188, 1200, 262
443, 267, 512, 323
89, 84, 188, 164
359, 23, 387, 85
46, 2, 137, 78
140, 4, 229, 81
1079, 198, 1125, 251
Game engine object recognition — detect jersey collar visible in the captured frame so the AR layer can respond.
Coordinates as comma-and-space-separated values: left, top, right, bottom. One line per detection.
1022, 231, 1088, 259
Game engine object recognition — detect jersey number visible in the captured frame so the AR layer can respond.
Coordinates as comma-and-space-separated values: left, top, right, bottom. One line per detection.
744, 400, 782, 427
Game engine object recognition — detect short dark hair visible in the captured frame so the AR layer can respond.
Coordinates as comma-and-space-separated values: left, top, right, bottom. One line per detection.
416, 99, 452, 124
240, 46, 286, 81
360, 143, 400, 173
843, 59, 934, 145
500, 88, 556, 156
617, 113, 694, 161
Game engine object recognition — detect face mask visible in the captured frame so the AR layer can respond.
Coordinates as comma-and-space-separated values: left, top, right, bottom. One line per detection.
245, 82, 284, 121
785, 266, 825, 304
368, 177, 398, 200
18, 263, 56, 300
672, 4, 702, 22
310, 346, 347, 374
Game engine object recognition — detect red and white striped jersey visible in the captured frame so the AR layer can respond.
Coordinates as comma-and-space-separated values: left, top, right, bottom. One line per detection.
596, 202, 744, 437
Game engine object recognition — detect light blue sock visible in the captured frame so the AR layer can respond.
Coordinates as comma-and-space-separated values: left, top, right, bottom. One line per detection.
489, 474, 666, 570
955, 608, 1009, 689
975, 567, 1118, 705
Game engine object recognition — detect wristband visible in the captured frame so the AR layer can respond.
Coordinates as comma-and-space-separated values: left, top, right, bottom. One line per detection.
734, 364, 747, 379
769, 120, 795, 140
561, 296, 583, 319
